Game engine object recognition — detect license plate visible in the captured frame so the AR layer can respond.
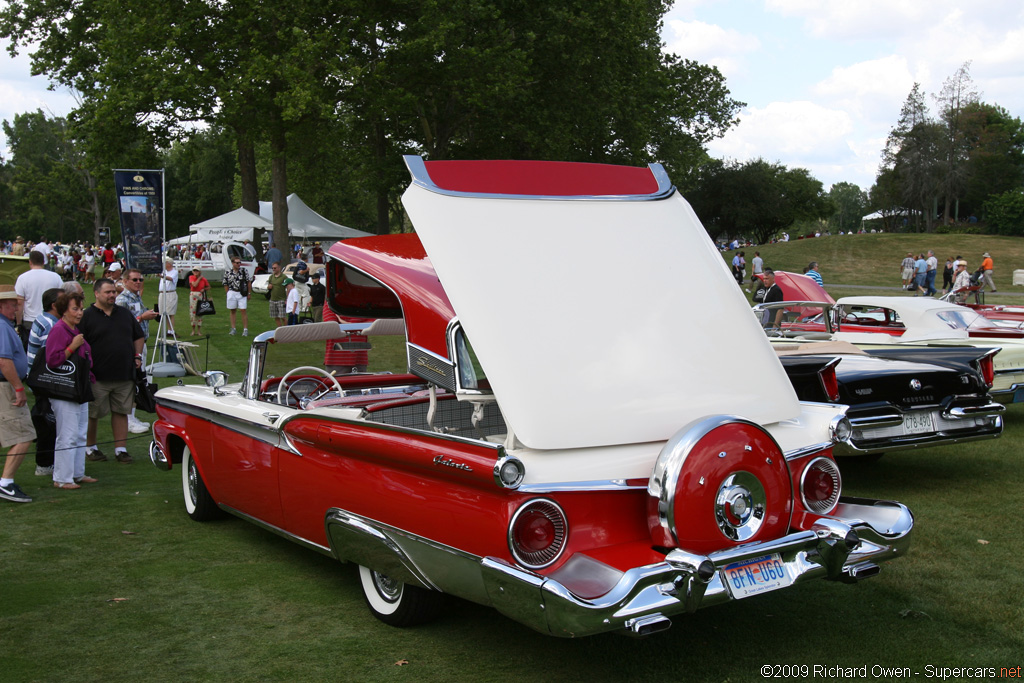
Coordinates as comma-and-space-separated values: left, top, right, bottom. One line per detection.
902, 411, 935, 435
722, 554, 793, 599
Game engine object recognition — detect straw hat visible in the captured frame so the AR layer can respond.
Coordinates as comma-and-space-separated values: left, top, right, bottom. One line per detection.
0, 284, 25, 300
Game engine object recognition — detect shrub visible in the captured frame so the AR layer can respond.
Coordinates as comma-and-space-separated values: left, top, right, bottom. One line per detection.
984, 188, 1024, 236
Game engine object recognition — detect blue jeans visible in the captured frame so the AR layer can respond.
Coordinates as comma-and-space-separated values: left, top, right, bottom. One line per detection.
925, 270, 937, 295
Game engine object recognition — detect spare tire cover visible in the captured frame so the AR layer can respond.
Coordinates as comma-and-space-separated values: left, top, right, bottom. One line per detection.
648, 416, 793, 554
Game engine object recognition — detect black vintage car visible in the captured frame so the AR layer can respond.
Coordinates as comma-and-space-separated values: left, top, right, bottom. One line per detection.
775, 341, 1004, 456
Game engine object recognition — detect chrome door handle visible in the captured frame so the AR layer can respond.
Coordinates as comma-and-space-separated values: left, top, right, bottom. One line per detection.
262, 412, 280, 423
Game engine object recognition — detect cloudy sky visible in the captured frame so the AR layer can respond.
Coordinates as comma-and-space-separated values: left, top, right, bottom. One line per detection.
663, 0, 1024, 190
2, 1, 1023, 192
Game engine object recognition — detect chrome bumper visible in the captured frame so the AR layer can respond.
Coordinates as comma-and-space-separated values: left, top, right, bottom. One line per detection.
835, 401, 1004, 455
990, 382, 1024, 405
325, 498, 913, 638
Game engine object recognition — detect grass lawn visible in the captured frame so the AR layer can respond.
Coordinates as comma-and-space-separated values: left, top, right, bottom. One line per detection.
3, 264, 1024, 682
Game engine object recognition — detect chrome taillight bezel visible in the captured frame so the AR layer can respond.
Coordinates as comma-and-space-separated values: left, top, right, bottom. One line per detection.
800, 456, 842, 514
508, 498, 567, 569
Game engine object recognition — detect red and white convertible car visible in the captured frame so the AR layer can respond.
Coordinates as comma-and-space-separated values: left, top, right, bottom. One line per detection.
150, 157, 913, 637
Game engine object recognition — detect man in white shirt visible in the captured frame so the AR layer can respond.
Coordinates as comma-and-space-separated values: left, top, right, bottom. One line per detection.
14, 251, 62, 348
30, 239, 52, 268
924, 250, 938, 296
158, 257, 179, 334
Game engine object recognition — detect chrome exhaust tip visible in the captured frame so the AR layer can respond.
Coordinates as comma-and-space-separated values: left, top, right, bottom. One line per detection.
842, 562, 881, 583
624, 614, 672, 637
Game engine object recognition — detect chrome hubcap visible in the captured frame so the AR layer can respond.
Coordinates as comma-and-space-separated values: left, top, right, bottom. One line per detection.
372, 572, 402, 603
715, 471, 766, 541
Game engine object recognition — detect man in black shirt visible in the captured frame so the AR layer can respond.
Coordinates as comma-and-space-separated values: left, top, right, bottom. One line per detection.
308, 272, 326, 322
80, 278, 145, 463
760, 268, 786, 329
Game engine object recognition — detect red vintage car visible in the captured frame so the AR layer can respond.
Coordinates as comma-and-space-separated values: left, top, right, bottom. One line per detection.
149, 157, 913, 637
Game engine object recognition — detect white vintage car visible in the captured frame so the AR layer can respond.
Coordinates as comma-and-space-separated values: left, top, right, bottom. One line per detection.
150, 157, 913, 638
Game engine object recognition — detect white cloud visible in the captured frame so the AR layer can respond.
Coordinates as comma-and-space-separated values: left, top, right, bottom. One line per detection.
663, 19, 759, 77
812, 56, 920, 126
710, 101, 852, 159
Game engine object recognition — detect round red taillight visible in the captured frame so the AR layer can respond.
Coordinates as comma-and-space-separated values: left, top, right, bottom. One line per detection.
509, 499, 567, 569
800, 457, 841, 514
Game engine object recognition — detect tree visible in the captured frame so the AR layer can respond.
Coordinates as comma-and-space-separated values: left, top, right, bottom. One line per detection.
0, 110, 95, 241
827, 182, 868, 233
960, 102, 1024, 219
880, 84, 943, 231
689, 158, 831, 244
934, 61, 980, 224
2, 0, 744, 240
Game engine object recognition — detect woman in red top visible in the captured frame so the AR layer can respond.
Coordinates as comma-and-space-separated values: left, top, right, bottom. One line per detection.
188, 267, 211, 336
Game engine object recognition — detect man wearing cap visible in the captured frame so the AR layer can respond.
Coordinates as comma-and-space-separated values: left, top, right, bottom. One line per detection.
15, 250, 63, 349
981, 252, 996, 293
0, 285, 35, 502
308, 272, 325, 322
158, 257, 179, 334
310, 242, 324, 265
285, 278, 299, 325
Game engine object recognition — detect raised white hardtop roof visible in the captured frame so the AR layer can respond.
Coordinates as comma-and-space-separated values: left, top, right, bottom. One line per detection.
836, 296, 971, 342
401, 158, 801, 450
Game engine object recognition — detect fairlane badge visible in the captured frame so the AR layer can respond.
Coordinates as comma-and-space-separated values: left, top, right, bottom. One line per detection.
416, 357, 448, 377
433, 455, 472, 472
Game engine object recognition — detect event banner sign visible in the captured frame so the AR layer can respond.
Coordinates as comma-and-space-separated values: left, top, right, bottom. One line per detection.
114, 169, 164, 274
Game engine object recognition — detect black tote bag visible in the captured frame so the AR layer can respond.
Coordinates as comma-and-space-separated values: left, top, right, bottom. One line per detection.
196, 291, 216, 317
25, 350, 94, 404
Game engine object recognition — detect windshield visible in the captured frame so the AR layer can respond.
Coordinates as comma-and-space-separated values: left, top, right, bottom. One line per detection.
753, 302, 833, 337
936, 308, 988, 331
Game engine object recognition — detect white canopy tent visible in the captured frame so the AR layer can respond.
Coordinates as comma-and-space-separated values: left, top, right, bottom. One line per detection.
167, 207, 273, 245
259, 194, 373, 241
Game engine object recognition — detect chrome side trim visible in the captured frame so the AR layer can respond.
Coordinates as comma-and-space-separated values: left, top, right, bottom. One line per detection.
219, 504, 334, 557
324, 508, 491, 605
158, 397, 283, 447
403, 155, 676, 201
518, 479, 648, 493
783, 441, 834, 461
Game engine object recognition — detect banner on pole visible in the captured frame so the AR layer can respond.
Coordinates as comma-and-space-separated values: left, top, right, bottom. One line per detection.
114, 170, 164, 274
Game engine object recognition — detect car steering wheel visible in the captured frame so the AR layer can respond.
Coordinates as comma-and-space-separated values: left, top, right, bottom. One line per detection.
277, 366, 344, 407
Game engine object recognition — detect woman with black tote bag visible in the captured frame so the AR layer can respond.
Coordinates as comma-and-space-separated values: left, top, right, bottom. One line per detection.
44, 291, 96, 490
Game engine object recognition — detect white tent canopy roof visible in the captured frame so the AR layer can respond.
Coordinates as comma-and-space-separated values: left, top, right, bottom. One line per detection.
259, 194, 373, 240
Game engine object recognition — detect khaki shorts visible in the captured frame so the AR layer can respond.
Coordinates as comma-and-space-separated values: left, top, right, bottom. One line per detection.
89, 380, 135, 419
0, 383, 37, 447
159, 290, 179, 316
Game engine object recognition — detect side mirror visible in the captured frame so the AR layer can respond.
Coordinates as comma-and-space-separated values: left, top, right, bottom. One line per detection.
205, 370, 229, 394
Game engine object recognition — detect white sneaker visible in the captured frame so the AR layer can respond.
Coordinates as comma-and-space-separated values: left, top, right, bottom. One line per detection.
242, 328, 248, 336
229, 328, 236, 335
35, 465, 53, 476
128, 418, 150, 434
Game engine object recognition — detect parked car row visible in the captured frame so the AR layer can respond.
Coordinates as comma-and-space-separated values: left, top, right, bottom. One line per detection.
150, 157, 915, 638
